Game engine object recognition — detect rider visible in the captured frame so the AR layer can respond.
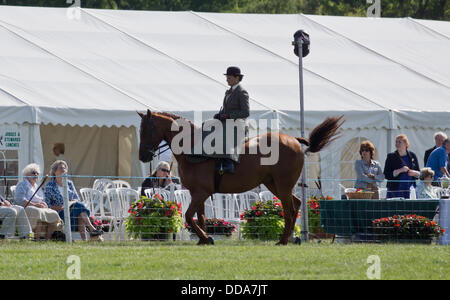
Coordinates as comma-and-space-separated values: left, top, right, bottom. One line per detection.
213, 66, 249, 174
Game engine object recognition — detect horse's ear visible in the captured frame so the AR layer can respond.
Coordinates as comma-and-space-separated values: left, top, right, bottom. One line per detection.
146, 109, 152, 119
137, 111, 145, 119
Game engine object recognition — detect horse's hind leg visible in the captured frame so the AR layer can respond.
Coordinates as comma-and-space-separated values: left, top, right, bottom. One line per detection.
277, 193, 295, 245
264, 180, 295, 245
291, 194, 302, 235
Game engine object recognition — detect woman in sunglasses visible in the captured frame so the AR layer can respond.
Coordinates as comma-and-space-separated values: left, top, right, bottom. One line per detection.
44, 160, 103, 241
140, 161, 175, 197
15, 163, 61, 240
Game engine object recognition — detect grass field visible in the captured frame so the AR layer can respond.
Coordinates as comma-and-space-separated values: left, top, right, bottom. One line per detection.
0, 240, 448, 280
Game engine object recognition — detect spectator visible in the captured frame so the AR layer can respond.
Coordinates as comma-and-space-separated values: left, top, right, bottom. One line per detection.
53, 142, 72, 174
15, 163, 61, 240
0, 194, 32, 240
415, 168, 438, 199
44, 160, 102, 241
383, 134, 420, 199
426, 138, 450, 182
424, 132, 448, 166
354, 140, 385, 199
140, 161, 179, 197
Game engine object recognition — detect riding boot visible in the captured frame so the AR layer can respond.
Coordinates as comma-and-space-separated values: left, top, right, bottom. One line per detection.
221, 158, 235, 174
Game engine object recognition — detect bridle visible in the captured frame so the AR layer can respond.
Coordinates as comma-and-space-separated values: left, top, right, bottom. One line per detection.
141, 115, 170, 159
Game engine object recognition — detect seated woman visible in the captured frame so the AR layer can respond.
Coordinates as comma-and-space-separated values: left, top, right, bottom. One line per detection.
140, 161, 179, 197
15, 163, 61, 240
416, 167, 438, 199
44, 160, 102, 241
354, 140, 385, 199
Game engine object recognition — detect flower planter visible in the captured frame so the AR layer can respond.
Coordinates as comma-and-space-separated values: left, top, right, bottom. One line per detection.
185, 218, 236, 239
126, 195, 183, 241
372, 214, 444, 244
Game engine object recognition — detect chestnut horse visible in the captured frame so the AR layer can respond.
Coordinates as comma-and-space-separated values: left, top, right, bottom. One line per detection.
138, 109, 343, 245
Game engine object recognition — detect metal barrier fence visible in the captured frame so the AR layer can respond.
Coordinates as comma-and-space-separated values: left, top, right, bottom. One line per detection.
0, 175, 448, 245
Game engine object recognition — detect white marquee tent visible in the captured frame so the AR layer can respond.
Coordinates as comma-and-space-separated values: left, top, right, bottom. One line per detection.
0, 5, 449, 196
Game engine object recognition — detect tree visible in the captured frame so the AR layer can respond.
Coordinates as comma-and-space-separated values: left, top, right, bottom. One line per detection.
1, 0, 448, 20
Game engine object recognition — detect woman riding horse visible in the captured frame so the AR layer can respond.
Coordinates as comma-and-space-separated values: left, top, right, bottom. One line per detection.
138, 109, 343, 245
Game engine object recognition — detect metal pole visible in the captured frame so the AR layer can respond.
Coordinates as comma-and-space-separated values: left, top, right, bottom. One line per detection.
62, 174, 72, 244
296, 38, 309, 242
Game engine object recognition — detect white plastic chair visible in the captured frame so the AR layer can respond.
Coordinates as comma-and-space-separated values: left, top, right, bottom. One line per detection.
9, 185, 16, 202
105, 188, 126, 241
113, 180, 131, 189
93, 178, 114, 192
174, 190, 191, 221
174, 189, 192, 240
144, 188, 171, 201
117, 188, 139, 216
79, 188, 106, 218
204, 196, 215, 219
235, 191, 260, 213
259, 191, 275, 202
211, 194, 232, 221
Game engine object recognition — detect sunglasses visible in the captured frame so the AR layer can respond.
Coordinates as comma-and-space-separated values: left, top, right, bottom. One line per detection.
30, 171, 39, 176
160, 168, 170, 173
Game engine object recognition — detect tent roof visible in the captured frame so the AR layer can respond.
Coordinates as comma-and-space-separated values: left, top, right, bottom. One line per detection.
0, 6, 449, 129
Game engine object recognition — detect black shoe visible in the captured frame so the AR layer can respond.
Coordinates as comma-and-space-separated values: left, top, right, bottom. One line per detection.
89, 230, 104, 237
222, 159, 235, 174
0, 234, 5, 240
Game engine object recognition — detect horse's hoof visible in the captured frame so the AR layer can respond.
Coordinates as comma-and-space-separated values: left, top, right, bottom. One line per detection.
294, 237, 302, 245
275, 241, 288, 246
207, 237, 214, 245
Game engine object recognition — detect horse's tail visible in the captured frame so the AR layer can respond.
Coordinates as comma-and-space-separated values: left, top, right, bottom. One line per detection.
299, 116, 345, 154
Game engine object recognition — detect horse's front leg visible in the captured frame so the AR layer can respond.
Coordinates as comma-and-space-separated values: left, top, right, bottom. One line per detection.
196, 201, 206, 232
185, 192, 213, 245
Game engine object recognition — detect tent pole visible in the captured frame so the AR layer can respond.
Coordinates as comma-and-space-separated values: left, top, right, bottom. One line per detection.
296, 38, 309, 242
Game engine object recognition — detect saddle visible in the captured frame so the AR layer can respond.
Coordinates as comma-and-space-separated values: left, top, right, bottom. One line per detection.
186, 119, 248, 192
186, 155, 234, 193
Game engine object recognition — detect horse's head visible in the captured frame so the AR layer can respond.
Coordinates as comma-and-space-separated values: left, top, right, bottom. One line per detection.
137, 109, 165, 163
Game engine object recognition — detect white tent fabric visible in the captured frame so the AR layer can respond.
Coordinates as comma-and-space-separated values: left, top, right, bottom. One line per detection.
0, 6, 449, 196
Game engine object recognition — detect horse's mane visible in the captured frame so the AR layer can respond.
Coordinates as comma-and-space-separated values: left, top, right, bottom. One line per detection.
155, 112, 196, 128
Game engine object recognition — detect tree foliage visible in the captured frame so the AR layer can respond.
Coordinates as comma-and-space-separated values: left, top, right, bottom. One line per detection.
1, 0, 449, 20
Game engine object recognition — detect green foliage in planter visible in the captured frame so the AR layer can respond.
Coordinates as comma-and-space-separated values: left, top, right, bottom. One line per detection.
125, 195, 183, 240
240, 199, 299, 241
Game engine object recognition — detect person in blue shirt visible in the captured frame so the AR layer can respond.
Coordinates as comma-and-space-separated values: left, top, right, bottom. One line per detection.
45, 160, 103, 241
426, 138, 450, 182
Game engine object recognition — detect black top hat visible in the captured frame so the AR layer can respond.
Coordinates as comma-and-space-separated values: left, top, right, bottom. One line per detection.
224, 66, 243, 78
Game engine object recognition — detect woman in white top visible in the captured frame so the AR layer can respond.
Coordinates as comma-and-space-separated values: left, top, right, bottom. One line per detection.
15, 163, 61, 240
416, 167, 438, 199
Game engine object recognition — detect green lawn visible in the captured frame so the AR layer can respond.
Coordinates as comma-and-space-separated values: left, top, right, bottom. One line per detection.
0, 240, 448, 280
